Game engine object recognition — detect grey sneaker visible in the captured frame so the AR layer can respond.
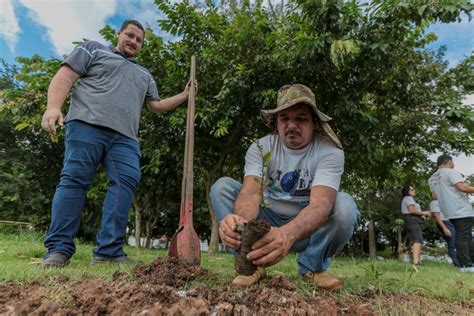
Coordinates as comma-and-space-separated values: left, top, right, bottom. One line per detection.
40, 252, 70, 268
459, 266, 474, 273
90, 255, 136, 265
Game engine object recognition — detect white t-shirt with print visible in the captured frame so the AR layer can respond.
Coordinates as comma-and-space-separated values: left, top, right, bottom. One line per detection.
244, 134, 344, 217
401, 196, 420, 215
428, 168, 473, 219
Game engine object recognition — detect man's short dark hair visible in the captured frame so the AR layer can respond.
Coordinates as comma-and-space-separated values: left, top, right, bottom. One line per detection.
437, 154, 452, 167
120, 20, 145, 34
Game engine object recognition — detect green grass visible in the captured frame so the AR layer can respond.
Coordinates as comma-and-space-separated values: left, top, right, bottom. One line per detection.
0, 231, 473, 303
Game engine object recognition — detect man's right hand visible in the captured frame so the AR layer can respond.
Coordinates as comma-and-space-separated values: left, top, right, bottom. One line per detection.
41, 108, 64, 135
41, 65, 79, 134
218, 214, 248, 249
443, 227, 452, 237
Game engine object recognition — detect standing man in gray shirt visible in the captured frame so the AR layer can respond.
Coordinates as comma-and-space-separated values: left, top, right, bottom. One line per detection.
40, 20, 197, 267
428, 155, 474, 272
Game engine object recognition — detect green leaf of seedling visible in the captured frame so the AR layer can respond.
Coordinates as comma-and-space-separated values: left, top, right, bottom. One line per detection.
14, 122, 29, 131
262, 151, 272, 165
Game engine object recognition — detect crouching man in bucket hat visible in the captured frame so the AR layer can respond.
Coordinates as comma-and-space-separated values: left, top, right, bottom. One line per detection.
210, 84, 360, 290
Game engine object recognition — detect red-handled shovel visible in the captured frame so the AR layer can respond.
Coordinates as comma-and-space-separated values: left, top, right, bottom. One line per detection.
169, 55, 201, 266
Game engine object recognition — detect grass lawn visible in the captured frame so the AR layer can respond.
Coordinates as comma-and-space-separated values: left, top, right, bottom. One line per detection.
1, 231, 473, 308
0, 233, 474, 301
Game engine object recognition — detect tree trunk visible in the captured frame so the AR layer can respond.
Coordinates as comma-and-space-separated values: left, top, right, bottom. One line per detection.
397, 229, 404, 261
134, 199, 142, 249
368, 218, 377, 259
145, 220, 151, 248
145, 216, 159, 249
205, 179, 220, 253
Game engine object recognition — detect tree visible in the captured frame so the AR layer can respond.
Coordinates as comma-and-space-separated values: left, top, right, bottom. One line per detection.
287, 0, 473, 257
0, 57, 64, 228
0, 56, 110, 237
1, 0, 472, 258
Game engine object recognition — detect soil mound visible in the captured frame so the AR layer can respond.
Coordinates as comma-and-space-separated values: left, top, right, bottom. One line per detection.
134, 255, 208, 287
0, 258, 472, 315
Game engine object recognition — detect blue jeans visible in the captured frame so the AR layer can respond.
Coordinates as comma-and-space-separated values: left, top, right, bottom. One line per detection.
437, 220, 460, 267
210, 177, 361, 275
44, 120, 141, 258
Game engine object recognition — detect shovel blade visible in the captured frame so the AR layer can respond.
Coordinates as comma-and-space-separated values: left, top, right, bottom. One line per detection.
168, 200, 201, 266
169, 224, 201, 266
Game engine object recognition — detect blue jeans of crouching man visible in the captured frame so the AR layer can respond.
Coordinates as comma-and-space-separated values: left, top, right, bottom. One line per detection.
44, 120, 141, 259
210, 177, 361, 275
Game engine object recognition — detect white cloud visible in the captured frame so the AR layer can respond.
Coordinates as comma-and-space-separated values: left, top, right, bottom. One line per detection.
15, 0, 168, 56
95, 0, 170, 43
19, 0, 118, 56
0, 0, 21, 53
117, 0, 164, 34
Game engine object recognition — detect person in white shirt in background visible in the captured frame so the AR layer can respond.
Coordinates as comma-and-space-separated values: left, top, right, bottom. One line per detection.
400, 185, 431, 265
429, 154, 474, 272
429, 200, 460, 267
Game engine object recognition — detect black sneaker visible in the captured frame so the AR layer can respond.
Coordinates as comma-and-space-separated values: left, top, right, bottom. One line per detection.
40, 252, 70, 268
90, 255, 136, 265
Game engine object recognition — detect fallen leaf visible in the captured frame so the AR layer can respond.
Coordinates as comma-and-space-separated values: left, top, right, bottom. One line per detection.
29, 258, 42, 265
209, 256, 225, 261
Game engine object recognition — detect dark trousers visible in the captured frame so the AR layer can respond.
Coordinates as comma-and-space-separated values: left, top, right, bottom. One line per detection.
450, 217, 474, 267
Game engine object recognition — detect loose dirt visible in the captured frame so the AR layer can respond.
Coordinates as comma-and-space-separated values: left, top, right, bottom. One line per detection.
0, 256, 472, 315
134, 255, 207, 287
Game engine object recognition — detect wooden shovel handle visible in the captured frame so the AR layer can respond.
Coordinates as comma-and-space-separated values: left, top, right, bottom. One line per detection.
181, 56, 196, 203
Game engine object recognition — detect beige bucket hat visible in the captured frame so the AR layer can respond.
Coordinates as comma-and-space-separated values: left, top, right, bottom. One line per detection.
260, 84, 342, 149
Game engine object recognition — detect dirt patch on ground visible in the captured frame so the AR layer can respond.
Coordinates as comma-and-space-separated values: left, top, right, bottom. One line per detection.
134, 255, 208, 287
0, 256, 472, 315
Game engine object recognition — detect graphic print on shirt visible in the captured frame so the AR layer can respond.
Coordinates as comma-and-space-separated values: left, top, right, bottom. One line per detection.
428, 173, 442, 186
268, 167, 312, 200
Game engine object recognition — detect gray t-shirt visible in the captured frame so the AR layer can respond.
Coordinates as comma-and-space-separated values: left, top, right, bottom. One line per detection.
63, 41, 160, 140
401, 196, 420, 215
428, 168, 473, 219
429, 200, 447, 221
244, 134, 344, 217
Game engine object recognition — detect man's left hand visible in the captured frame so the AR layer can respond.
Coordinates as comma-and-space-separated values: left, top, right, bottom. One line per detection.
184, 79, 198, 95
246, 227, 293, 267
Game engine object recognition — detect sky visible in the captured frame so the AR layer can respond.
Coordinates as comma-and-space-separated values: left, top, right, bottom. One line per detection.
0, 0, 473, 175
